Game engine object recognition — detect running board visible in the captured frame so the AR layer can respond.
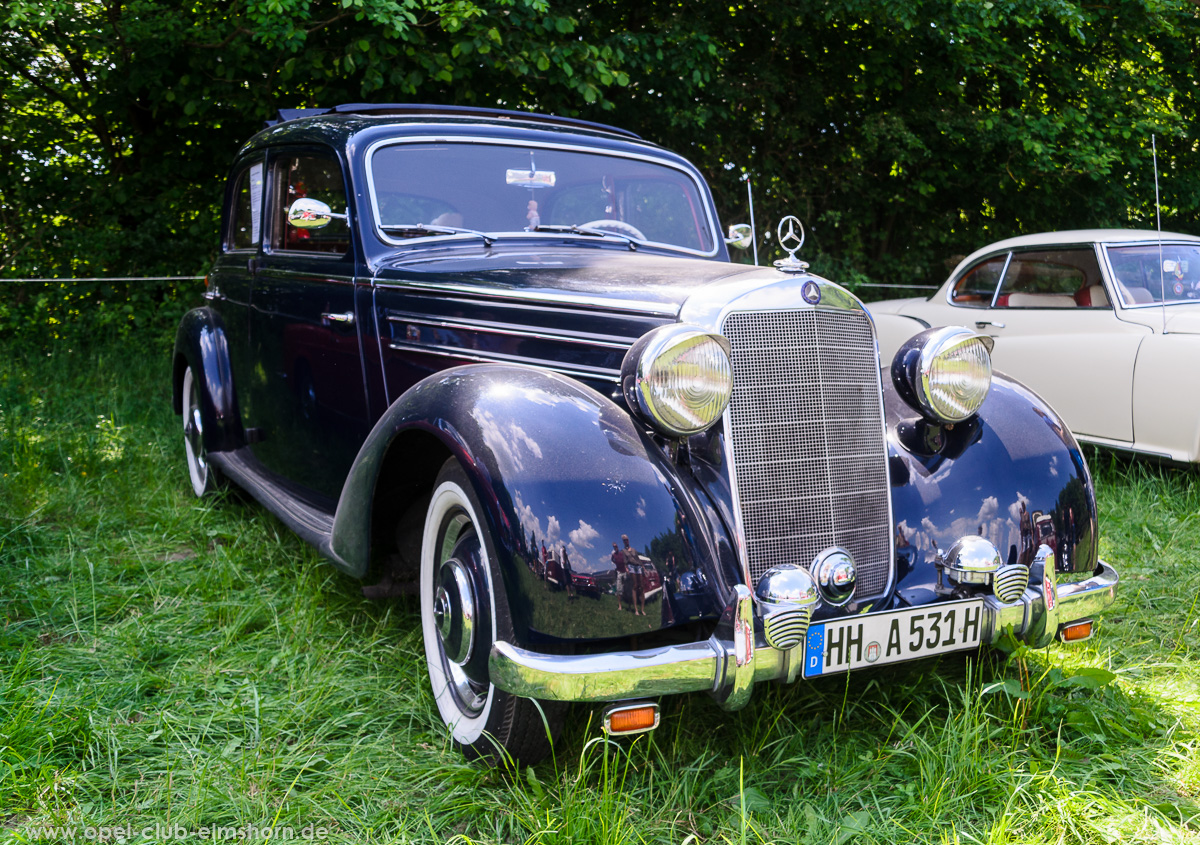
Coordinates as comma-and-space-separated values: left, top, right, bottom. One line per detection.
209, 448, 335, 555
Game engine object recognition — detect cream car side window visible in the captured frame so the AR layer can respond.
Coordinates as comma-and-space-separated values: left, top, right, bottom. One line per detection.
994, 248, 1106, 308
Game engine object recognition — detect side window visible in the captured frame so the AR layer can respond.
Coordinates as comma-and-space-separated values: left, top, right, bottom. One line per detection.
995, 248, 1104, 308
227, 161, 264, 251
271, 153, 350, 255
950, 256, 1006, 307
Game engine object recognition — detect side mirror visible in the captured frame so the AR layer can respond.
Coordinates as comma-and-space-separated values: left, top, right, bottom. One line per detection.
287, 198, 347, 230
725, 223, 753, 249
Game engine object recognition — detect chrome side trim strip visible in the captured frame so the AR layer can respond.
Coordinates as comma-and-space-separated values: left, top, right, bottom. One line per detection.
385, 313, 633, 350
373, 279, 680, 318
386, 339, 621, 383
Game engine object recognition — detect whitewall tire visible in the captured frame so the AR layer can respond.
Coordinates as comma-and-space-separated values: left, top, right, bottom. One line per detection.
420, 458, 561, 764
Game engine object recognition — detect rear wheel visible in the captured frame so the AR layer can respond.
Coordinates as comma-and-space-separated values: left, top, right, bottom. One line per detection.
181, 365, 221, 497
420, 458, 561, 765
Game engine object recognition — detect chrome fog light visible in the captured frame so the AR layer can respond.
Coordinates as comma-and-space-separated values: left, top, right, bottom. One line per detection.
622, 324, 733, 437
755, 564, 819, 650
892, 326, 993, 424
813, 547, 856, 607
942, 535, 1001, 586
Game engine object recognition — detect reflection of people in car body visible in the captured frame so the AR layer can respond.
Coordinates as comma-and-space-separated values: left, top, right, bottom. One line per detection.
610, 542, 629, 612
621, 534, 646, 616
561, 545, 575, 598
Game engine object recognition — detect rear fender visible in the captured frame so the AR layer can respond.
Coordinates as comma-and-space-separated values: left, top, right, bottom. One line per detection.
172, 307, 243, 453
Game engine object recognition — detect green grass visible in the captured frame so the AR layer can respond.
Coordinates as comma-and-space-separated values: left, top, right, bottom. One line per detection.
2, 336, 1199, 844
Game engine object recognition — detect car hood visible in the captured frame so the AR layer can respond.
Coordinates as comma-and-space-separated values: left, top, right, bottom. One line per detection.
372, 247, 762, 316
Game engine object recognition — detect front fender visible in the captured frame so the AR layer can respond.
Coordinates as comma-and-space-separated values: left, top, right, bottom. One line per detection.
331, 364, 726, 644
887, 372, 1099, 605
172, 307, 243, 453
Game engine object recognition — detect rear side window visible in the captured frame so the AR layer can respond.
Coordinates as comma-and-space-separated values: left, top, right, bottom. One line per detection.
995, 248, 1103, 308
950, 256, 1006, 306
227, 162, 264, 251
271, 153, 350, 255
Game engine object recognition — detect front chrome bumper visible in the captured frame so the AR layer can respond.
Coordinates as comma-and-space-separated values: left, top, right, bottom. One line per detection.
488, 561, 1119, 710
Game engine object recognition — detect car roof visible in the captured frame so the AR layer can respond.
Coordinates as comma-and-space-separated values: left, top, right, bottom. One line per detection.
265, 103, 641, 139
240, 104, 657, 158
948, 228, 1200, 281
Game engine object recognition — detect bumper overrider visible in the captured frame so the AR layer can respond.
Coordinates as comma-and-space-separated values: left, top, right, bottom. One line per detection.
488, 560, 1119, 709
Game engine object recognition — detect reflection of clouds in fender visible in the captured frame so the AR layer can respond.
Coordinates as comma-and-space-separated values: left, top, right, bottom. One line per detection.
636, 497, 646, 519
1048, 455, 1059, 477
569, 520, 599, 548
513, 488, 604, 572
906, 493, 1027, 560
472, 408, 543, 471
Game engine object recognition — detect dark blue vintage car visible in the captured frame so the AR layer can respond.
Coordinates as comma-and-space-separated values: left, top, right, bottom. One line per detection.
173, 103, 1118, 764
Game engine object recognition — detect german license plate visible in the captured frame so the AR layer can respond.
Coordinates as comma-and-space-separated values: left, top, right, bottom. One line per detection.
802, 600, 985, 678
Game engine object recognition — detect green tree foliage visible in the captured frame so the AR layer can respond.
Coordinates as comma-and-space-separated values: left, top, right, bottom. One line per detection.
2, 0, 1199, 339
0, 0, 635, 337
593, 0, 1200, 284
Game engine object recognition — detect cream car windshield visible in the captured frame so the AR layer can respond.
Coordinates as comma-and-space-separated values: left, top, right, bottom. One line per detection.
368, 142, 715, 253
1106, 243, 1200, 305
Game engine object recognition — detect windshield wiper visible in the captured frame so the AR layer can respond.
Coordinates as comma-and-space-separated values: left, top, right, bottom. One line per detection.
379, 224, 494, 246
532, 224, 638, 251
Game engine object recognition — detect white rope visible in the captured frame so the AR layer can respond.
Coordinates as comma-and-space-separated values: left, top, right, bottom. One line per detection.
0, 276, 204, 283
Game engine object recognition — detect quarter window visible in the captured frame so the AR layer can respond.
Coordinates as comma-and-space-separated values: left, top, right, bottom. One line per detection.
228, 162, 264, 251
950, 256, 1006, 306
271, 153, 350, 255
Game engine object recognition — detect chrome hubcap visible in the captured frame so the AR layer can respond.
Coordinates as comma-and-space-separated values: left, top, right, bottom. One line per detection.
433, 558, 476, 666
435, 514, 486, 715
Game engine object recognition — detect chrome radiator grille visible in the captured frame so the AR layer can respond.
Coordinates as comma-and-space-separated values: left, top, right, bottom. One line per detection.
721, 308, 893, 599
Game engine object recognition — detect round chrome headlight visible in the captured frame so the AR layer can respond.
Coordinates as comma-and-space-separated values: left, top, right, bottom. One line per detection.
892, 326, 993, 424
622, 325, 733, 437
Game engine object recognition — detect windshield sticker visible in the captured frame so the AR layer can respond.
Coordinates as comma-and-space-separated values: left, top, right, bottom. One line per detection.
506, 169, 556, 188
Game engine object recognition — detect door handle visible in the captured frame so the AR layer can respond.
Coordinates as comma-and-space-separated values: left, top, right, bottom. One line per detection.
322, 311, 355, 325
974, 320, 1005, 329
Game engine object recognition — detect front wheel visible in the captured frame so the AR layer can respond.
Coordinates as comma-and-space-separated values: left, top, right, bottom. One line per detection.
420, 458, 561, 765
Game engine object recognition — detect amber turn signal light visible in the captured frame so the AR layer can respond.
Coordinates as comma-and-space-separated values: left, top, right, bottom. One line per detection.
1059, 620, 1094, 642
602, 702, 660, 736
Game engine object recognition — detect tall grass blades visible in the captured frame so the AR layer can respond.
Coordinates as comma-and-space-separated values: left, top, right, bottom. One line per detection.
1, 338, 1198, 843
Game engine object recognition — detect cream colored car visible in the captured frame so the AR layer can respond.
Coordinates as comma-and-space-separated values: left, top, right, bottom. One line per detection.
869, 229, 1200, 462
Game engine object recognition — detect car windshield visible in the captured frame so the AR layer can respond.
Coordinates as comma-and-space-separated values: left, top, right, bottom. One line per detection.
368, 141, 715, 254
1106, 243, 1200, 305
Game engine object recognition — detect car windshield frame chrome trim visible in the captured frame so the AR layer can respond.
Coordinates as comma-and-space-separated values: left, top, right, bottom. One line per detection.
363, 135, 722, 258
